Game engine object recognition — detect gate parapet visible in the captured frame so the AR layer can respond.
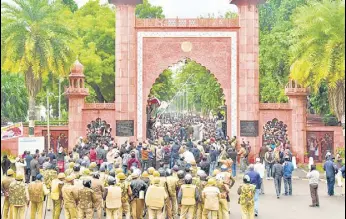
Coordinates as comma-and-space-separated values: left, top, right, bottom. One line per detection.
135, 18, 240, 28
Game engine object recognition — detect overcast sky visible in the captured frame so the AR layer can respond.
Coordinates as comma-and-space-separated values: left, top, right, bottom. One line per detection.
75, 0, 237, 18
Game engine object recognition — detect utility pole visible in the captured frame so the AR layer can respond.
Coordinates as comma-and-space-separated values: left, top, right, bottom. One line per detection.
47, 89, 50, 150
58, 78, 62, 121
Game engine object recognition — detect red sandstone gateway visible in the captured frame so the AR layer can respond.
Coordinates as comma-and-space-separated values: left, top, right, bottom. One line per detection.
1, 0, 344, 161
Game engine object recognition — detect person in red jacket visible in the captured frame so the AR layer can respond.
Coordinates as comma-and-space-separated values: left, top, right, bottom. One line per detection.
89, 147, 97, 163
127, 151, 141, 170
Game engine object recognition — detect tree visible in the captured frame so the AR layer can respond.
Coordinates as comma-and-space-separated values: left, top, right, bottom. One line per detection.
258, 0, 306, 103
135, 0, 165, 18
290, 0, 345, 124
1, 0, 75, 134
62, 0, 78, 12
150, 69, 177, 102
71, 1, 116, 103
1, 73, 29, 123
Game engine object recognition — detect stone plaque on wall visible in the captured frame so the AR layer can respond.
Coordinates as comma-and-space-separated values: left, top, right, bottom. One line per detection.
240, 121, 259, 137
116, 120, 134, 137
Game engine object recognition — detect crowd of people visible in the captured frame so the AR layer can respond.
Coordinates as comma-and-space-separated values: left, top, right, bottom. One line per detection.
1, 115, 345, 219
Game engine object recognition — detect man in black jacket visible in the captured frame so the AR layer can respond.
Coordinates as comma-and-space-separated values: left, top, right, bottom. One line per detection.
130, 172, 148, 218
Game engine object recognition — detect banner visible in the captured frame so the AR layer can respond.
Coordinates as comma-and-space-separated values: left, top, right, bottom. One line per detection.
18, 137, 44, 155
1, 123, 23, 140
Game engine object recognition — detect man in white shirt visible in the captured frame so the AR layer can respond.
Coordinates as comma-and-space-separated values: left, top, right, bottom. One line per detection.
306, 164, 320, 207
182, 148, 196, 164
254, 157, 265, 194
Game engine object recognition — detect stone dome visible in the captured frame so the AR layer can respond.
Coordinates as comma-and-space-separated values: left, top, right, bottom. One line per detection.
70, 60, 84, 75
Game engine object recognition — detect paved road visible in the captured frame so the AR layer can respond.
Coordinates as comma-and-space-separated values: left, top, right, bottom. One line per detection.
1, 169, 345, 219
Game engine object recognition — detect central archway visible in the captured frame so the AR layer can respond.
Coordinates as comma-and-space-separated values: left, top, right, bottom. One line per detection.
146, 59, 227, 140
137, 31, 238, 140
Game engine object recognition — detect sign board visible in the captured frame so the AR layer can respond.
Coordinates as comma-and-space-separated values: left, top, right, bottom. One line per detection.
240, 121, 259, 137
18, 137, 45, 155
1, 123, 23, 140
116, 120, 134, 137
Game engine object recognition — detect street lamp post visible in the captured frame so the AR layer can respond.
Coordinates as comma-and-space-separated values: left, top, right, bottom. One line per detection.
47, 89, 51, 150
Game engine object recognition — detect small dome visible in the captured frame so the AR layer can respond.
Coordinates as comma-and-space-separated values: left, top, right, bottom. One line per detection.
70, 60, 84, 75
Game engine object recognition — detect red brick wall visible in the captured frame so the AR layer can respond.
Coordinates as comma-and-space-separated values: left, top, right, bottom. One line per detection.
1, 126, 68, 156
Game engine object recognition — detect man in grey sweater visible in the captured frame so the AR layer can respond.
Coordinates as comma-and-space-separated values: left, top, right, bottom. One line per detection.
272, 159, 283, 199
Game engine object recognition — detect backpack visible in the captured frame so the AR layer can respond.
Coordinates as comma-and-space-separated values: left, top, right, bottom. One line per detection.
239, 184, 255, 205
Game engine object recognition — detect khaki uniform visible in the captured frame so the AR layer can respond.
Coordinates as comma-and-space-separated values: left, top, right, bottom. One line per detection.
180, 185, 197, 219
216, 180, 229, 219
9, 180, 28, 219
166, 175, 179, 218
202, 186, 220, 219
177, 179, 185, 214
104, 184, 122, 219
91, 178, 105, 219
51, 178, 64, 219
42, 169, 58, 210
77, 187, 97, 219
1, 176, 15, 219
28, 180, 49, 219
196, 181, 208, 219
120, 180, 132, 219
65, 168, 74, 176
145, 184, 168, 219
159, 177, 172, 219
238, 184, 256, 219
192, 177, 201, 219
62, 183, 78, 219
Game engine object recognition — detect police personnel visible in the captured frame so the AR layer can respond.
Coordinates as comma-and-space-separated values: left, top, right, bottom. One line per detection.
166, 169, 179, 218
103, 177, 122, 219
62, 175, 78, 219
145, 177, 168, 219
130, 171, 147, 219
178, 174, 201, 219
51, 173, 66, 219
91, 172, 105, 219
202, 178, 220, 219
118, 172, 132, 219
28, 173, 49, 219
8, 173, 28, 219
1, 169, 15, 219
42, 164, 58, 211
77, 179, 96, 219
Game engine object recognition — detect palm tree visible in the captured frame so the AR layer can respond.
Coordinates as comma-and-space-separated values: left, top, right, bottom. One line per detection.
1, 0, 75, 135
290, 0, 345, 127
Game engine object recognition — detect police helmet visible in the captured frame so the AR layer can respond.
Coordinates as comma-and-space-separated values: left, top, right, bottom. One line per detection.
177, 170, 185, 179
166, 169, 172, 176
109, 169, 116, 178
243, 175, 251, 184
108, 177, 116, 185
158, 168, 166, 177
73, 164, 81, 172
83, 179, 92, 188
93, 172, 100, 179
184, 174, 193, 184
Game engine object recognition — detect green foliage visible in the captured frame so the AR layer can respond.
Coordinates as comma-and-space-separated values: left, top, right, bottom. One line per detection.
22, 120, 68, 126
175, 61, 224, 115
62, 0, 78, 12
290, 0, 345, 121
1, 0, 76, 121
150, 69, 177, 101
1, 73, 28, 123
71, 1, 116, 103
258, 0, 306, 103
136, 0, 165, 18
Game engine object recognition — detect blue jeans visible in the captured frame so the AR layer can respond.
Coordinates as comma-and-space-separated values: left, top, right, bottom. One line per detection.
327, 176, 335, 196
232, 163, 237, 177
254, 189, 260, 214
266, 163, 273, 178
209, 161, 217, 176
122, 165, 128, 175
284, 176, 292, 195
